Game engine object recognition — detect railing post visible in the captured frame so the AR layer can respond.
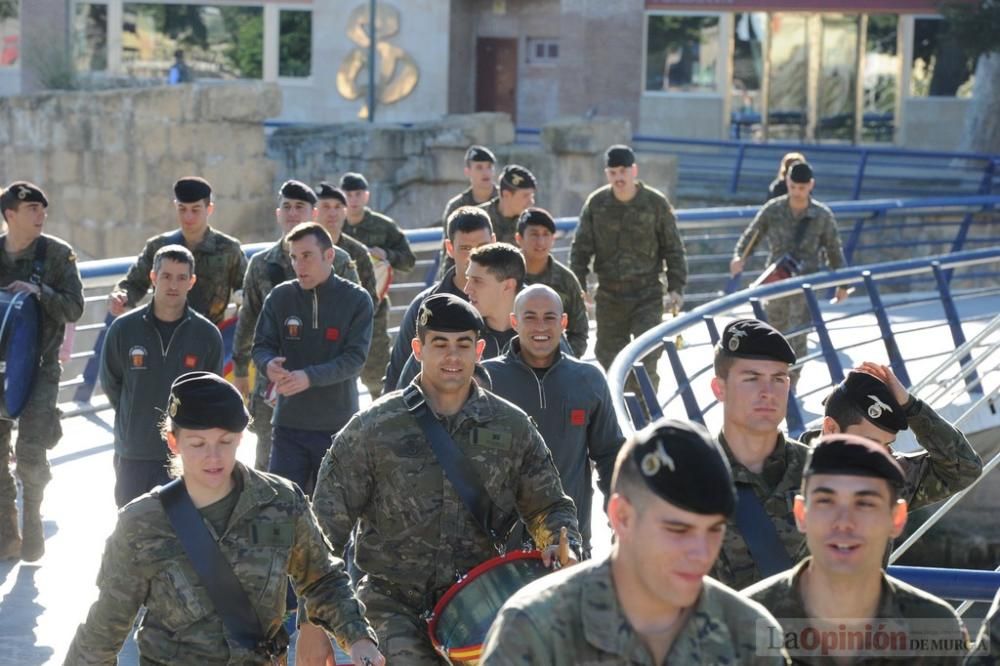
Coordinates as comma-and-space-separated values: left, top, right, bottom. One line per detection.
932, 262, 983, 396
729, 143, 747, 194
749, 297, 767, 321
624, 393, 649, 429
662, 340, 706, 425
631, 361, 664, 421
703, 315, 721, 346
862, 271, 911, 387
977, 158, 995, 195
851, 150, 870, 199
842, 213, 872, 266
802, 284, 845, 384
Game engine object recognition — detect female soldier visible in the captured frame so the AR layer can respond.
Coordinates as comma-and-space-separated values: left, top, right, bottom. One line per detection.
65, 371, 384, 666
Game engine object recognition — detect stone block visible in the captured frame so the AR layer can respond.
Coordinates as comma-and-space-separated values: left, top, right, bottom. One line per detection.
51, 150, 81, 185
427, 144, 469, 183
636, 153, 678, 202
540, 116, 631, 155
195, 82, 282, 123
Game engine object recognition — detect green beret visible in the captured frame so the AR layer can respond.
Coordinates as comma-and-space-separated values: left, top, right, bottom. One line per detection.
517, 207, 556, 235
279, 179, 317, 205
167, 372, 249, 433
1, 181, 48, 209
173, 177, 212, 203
465, 145, 496, 164
805, 433, 905, 488
315, 182, 346, 205
825, 371, 909, 433
418, 294, 483, 334
499, 165, 536, 190
718, 319, 796, 365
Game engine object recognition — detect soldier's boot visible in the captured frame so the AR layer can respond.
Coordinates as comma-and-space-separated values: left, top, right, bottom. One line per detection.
20, 499, 44, 562
0, 502, 20, 560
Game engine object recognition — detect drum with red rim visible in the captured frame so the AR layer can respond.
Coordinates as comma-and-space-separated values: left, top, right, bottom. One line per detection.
751, 253, 804, 289
427, 550, 550, 665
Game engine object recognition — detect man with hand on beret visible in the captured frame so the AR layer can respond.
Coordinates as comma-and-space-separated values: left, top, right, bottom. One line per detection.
571, 144, 687, 390
313, 182, 378, 303
480, 164, 537, 245
109, 176, 247, 326
482, 418, 790, 665
0, 181, 84, 562
730, 161, 850, 380
302, 292, 581, 665
233, 180, 360, 470
341, 172, 416, 398
435, 145, 499, 278
710, 318, 810, 589
805, 363, 981, 511
743, 434, 968, 664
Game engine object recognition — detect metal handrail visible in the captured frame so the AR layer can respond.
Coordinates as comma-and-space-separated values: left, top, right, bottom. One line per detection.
909, 314, 1000, 403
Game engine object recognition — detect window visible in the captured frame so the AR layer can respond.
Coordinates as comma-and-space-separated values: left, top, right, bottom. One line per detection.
645, 14, 719, 93
74, 3, 108, 72
862, 14, 898, 142
732, 12, 765, 112
279, 9, 311, 78
122, 4, 263, 81
910, 17, 973, 98
526, 38, 558, 65
0, 0, 18, 67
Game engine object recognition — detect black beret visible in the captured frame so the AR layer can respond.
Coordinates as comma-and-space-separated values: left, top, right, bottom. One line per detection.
1, 181, 48, 209
316, 182, 347, 205
500, 165, 537, 190
605, 144, 636, 168
630, 418, 736, 516
173, 177, 212, 203
465, 145, 497, 164
788, 161, 813, 183
417, 293, 484, 334
167, 371, 250, 433
826, 371, 909, 433
279, 179, 317, 205
339, 172, 369, 191
805, 433, 905, 488
718, 319, 796, 364
517, 207, 556, 235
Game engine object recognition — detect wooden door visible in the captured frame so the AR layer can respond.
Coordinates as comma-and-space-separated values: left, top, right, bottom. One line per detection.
475, 38, 518, 121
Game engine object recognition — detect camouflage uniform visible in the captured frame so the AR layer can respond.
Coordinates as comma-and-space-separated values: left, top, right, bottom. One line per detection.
479, 197, 520, 245
115, 227, 248, 326
801, 397, 982, 512
482, 556, 790, 664
311, 381, 581, 664
744, 558, 968, 665
344, 209, 416, 398
733, 196, 846, 365
570, 182, 687, 388
233, 240, 358, 470
65, 463, 378, 665
0, 233, 84, 526
524, 256, 589, 358
713, 432, 810, 590
337, 232, 378, 304
435, 185, 499, 280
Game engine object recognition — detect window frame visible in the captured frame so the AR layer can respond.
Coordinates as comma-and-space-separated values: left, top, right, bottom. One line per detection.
641, 9, 725, 99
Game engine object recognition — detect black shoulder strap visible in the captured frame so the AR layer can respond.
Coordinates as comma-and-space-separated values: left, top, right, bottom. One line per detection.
29, 236, 47, 286
159, 479, 286, 659
733, 484, 793, 578
789, 209, 813, 262
267, 261, 286, 290
402, 384, 516, 553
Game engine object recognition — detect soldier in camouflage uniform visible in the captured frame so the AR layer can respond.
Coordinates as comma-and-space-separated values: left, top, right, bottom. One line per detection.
0, 182, 84, 562
482, 419, 790, 665
65, 372, 384, 666
730, 161, 849, 376
743, 434, 968, 665
709, 319, 809, 590
804, 364, 982, 511
479, 164, 536, 245
232, 181, 359, 470
571, 145, 687, 390
435, 145, 499, 279
109, 177, 247, 326
297, 294, 581, 665
516, 208, 589, 357
340, 172, 416, 398
313, 182, 378, 303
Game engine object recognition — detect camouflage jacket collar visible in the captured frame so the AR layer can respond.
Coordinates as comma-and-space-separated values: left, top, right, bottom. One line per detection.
179, 225, 224, 253
779, 196, 822, 221
407, 377, 497, 427
525, 255, 556, 281
262, 239, 290, 266
718, 430, 792, 488
222, 462, 280, 536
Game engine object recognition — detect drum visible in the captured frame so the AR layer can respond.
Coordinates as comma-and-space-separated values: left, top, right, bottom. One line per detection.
0, 291, 41, 419
751, 253, 804, 289
371, 255, 393, 303
427, 550, 551, 665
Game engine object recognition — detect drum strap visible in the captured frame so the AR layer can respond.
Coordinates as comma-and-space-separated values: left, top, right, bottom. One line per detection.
402, 384, 516, 553
788, 213, 813, 263
159, 479, 289, 662
0, 235, 48, 286
732, 484, 793, 578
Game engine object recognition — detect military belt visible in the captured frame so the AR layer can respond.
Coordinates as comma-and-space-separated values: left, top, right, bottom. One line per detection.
597, 274, 663, 294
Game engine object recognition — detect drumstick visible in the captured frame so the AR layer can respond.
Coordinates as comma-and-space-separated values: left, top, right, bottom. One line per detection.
558, 527, 570, 567
724, 229, 760, 295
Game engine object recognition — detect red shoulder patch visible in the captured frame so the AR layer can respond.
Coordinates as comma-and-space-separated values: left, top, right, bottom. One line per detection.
570, 409, 586, 426
325, 327, 340, 341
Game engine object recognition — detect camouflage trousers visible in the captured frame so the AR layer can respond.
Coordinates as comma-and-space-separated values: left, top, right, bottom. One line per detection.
0, 363, 62, 505
764, 293, 809, 379
359, 586, 445, 665
594, 286, 664, 391
249, 391, 274, 472
361, 300, 391, 400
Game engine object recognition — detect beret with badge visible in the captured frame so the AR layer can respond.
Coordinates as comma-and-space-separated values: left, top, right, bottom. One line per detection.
417, 293, 484, 334
166, 371, 250, 433
500, 165, 537, 190
629, 418, 736, 516
279, 179, 317, 205
465, 145, 497, 164
517, 207, 556, 235
804, 433, 905, 488
788, 161, 814, 183
315, 182, 347, 205
825, 371, 909, 433
1, 181, 48, 210
717, 318, 796, 365
339, 172, 369, 192
605, 144, 636, 169
173, 177, 213, 203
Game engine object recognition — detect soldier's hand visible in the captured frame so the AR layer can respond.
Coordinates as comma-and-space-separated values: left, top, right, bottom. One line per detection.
666, 291, 684, 311
107, 291, 129, 316
369, 247, 388, 261
266, 357, 290, 383
833, 286, 851, 303
349, 639, 385, 666
232, 375, 250, 400
276, 369, 310, 397
294, 622, 334, 666
729, 257, 744, 277
5, 280, 40, 297
856, 361, 910, 406
541, 527, 579, 569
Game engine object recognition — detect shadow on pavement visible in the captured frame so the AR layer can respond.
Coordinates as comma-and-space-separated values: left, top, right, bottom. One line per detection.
0, 565, 55, 665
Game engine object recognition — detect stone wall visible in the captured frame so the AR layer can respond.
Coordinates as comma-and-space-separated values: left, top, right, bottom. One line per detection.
0, 83, 281, 260
267, 113, 678, 229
